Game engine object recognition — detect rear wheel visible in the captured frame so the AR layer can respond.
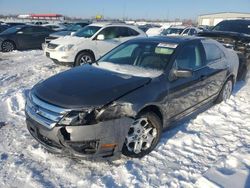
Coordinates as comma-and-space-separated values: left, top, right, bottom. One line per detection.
216, 78, 233, 103
1, 40, 15, 52
122, 112, 162, 158
75, 51, 95, 66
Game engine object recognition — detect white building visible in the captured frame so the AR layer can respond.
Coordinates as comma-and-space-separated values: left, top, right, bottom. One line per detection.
198, 12, 250, 26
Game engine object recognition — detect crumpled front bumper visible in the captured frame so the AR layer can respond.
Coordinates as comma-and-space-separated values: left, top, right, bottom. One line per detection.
26, 113, 132, 160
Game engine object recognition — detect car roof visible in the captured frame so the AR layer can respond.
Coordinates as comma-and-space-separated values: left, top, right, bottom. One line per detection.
89, 22, 132, 28
219, 19, 250, 23
169, 25, 187, 29
130, 36, 204, 44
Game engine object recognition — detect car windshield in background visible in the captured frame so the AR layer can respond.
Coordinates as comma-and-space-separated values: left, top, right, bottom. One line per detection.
98, 41, 177, 72
1, 25, 24, 34
213, 21, 250, 35
73, 26, 101, 38
162, 28, 184, 35
66, 24, 82, 31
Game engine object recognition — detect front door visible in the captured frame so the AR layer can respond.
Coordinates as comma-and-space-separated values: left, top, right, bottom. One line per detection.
94, 26, 121, 59
166, 41, 209, 120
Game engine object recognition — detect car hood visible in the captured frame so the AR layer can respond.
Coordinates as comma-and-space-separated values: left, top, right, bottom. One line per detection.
50, 30, 72, 37
33, 64, 151, 109
50, 35, 88, 45
198, 31, 250, 41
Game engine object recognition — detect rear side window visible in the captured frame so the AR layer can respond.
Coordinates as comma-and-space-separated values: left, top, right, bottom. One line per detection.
202, 41, 224, 62
118, 27, 139, 37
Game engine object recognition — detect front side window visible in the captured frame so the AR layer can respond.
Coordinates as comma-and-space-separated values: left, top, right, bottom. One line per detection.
1, 25, 24, 34
74, 26, 101, 38
175, 44, 203, 70
97, 27, 119, 39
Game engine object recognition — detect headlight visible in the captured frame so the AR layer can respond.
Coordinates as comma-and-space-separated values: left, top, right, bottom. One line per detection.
58, 44, 74, 52
58, 103, 134, 126
59, 110, 97, 126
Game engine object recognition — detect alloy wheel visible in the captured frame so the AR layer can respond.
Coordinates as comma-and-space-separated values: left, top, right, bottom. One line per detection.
125, 118, 157, 154
80, 55, 92, 65
2, 41, 15, 52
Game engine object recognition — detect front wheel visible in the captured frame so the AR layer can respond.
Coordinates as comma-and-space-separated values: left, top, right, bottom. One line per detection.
74, 51, 95, 66
122, 112, 162, 158
216, 79, 233, 103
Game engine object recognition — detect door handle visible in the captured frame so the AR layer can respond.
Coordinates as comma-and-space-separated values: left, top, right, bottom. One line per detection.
200, 75, 207, 81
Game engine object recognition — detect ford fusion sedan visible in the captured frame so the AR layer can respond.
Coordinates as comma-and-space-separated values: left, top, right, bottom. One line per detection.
26, 36, 239, 159
44, 22, 146, 66
0, 25, 54, 52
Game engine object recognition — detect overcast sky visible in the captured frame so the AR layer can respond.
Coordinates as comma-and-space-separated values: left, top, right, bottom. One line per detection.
0, 0, 250, 20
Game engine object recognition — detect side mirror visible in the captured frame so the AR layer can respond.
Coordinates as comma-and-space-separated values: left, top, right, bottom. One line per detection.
97, 34, 105, 41
173, 69, 193, 78
17, 31, 23, 34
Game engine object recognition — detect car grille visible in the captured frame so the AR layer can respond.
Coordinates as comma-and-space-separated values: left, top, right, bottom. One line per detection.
47, 43, 59, 49
25, 93, 69, 129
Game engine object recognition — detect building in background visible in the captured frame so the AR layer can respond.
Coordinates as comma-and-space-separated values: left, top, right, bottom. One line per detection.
17, 14, 64, 21
198, 12, 250, 26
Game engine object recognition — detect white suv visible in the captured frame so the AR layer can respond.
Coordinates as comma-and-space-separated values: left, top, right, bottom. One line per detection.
44, 22, 146, 66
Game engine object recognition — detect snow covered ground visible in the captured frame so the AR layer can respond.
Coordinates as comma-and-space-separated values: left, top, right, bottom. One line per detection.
0, 50, 249, 188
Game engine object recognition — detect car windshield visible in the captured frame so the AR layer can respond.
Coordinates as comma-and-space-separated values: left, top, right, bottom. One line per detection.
1, 25, 24, 34
162, 28, 184, 35
73, 26, 101, 38
213, 21, 250, 35
96, 41, 177, 77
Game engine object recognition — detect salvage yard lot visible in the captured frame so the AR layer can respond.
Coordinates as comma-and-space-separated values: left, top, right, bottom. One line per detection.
0, 50, 250, 187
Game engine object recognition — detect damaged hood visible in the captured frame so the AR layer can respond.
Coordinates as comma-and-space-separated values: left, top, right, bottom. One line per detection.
33, 64, 151, 109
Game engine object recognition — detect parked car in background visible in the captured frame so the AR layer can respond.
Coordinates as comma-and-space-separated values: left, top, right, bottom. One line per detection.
44, 22, 146, 66
0, 25, 54, 52
5, 22, 26, 26
138, 24, 161, 32
42, 23, 67, 31
198, 19, 250, 80
161, 26, 201, 36
161, 25, 186, 36
0, 24, 11, 33
26, 36, 239, 159
44, 22, 91, 45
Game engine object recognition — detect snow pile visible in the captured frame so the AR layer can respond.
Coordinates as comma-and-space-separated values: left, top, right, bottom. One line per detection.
0, 50, 249, 187
94, 62, 163, 78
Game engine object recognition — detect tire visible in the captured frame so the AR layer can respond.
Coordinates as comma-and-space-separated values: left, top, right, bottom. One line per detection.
1, 40, 16, 52
122, 112, 162, 158
216, 78, 233, 103
74, 51, 95, 66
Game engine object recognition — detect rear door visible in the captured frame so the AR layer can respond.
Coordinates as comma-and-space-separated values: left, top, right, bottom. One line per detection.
16, 26, 35, 49
200, 40, 228, 96
30, 27, 52, 48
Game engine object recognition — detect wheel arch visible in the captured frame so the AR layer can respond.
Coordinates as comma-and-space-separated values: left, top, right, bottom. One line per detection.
74, 49, 96, 62
137, 105, 164, 126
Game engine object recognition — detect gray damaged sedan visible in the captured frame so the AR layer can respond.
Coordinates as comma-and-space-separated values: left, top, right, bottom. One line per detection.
25, 36, 239, 159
